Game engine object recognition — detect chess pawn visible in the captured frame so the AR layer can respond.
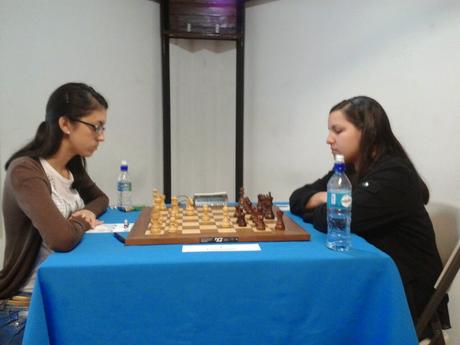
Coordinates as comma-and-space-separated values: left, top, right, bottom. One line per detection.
169, 216, 178, 233
202, 205, 211, 222
275, 210, 285, 231
264, 206, 275, 220
221, 214, 232, 228
152, 219, 161, 233
171, 207, 179, 219
149, 211, 161, 233
255, 214, 265, 230
171, 196, 179, 209
237, 212, 247, 227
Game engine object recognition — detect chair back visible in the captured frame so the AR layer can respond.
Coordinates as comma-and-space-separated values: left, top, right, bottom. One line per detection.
428, 202, 460, 267
416, 202, 460, 341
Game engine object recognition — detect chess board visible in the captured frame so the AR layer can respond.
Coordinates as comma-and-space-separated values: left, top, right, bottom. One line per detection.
125, 206, 310, 245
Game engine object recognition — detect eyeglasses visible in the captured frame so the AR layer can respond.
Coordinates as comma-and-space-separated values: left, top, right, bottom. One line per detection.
72, 119, 106, 135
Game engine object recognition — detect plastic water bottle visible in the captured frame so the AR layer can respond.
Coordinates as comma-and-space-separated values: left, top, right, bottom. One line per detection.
326, 154, 352, 251
117, 160, 132, 211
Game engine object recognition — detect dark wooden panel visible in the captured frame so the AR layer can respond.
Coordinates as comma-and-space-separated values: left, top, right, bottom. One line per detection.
170, 0, 238, 5
170, 4, 237, 16
169, 15, 237, 34
166, 0, 241, 36
164, 31, 241, 41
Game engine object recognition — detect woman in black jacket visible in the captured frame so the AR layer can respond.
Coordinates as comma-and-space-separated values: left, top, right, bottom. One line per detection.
289, 96, 449, 333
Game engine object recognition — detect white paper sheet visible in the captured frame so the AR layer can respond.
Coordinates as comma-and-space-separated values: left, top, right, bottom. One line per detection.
86, 223, 133, 233
182, 244, 261, 252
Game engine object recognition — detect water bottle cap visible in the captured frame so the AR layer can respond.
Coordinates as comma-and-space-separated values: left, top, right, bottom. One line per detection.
334, 154, 345, 163
120, 160, 128, 171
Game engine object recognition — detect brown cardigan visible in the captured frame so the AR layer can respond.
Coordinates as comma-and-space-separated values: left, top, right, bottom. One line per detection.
0, 157, 109, 299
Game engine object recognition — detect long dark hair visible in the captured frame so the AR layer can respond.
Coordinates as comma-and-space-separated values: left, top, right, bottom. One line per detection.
5, 82, 108, 188
330, 96, 429, 203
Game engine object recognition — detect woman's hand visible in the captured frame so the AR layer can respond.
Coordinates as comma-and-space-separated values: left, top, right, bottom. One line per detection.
305, 192, 327, 209
70, 209, 103, 229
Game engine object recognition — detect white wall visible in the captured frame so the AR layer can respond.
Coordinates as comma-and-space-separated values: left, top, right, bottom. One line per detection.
170, 39, 236, 198
1, 0, 460, 339
245, 0, 460, 205
0, 0, 162, 209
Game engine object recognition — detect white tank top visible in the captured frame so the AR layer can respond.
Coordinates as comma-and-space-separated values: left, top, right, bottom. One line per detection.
21, 158, 85, 293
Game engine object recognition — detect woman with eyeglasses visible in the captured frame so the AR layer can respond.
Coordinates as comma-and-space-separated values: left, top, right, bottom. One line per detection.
0, 82, 109, 344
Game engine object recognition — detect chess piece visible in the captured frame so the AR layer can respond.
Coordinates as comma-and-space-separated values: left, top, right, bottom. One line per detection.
171, 196, 179, 209
155, 197, 162, 210
257, 194, 263, 210
257, 203, 264, 216
250, 206, 257, 222
170, 206, 178, 219
152, 189, 158, 203
239, 187, 245, 206
160, 194, 167, 210
233, 204, 240, 217
255, 214, 265, 230
149, 207, 162, 233
258, 192, 274, 219
221, 205, 232, 228
171, 196, 180, 216
169, 215, 178, 233
221, 214, 232, 228
264, 203, 274, 219
237, 212, 247, 227
202, 204, 211, 222
243, 197, 252, 214
275, 210, 285, 231
151, 219, 161, 233
185, 197, 195, 216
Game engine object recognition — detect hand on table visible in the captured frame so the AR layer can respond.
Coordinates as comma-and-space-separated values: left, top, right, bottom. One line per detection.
305, 192, 327, 209
70, 209, 103, 229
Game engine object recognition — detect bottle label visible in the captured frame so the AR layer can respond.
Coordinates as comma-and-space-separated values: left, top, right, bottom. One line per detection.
327, 192, 352, 208
117, 182, 132, 192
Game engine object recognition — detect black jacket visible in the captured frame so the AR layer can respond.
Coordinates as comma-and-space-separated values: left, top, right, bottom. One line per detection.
290, 154, 449, 327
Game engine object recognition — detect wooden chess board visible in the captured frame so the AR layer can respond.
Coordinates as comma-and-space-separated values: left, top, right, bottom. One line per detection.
125, 206, 310, 245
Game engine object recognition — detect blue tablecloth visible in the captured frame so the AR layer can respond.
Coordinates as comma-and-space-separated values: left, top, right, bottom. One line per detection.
23, 209, 418, 345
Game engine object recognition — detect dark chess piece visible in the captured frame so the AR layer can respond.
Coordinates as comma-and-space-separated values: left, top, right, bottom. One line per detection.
264, 201, 274, 220
262, 192, 274, 219
250, 205, 257, 222
234, 205, 241, 218
268, 192, 273, 205
237, 212, 247, 227
257, 203, 264, 216
275, 210, 285, 231
257, 194, 263, 209
256, 214, 265, 230
239, 187, 245, 205
243, 197, 252, 214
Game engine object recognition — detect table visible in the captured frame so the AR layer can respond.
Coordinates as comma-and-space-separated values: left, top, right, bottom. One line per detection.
23, 209, 418, 345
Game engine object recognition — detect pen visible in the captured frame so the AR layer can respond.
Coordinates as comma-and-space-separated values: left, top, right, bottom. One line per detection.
113, 232, 126, 244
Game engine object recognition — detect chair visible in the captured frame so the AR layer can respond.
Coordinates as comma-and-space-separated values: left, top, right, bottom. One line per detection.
418, 202, 460, 345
